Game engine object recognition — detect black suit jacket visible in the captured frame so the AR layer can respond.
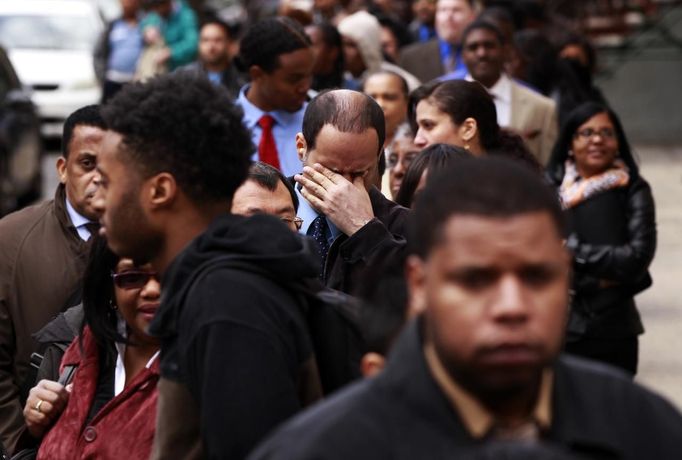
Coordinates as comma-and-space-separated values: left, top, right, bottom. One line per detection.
292, 179, 410, 296
250, 320, 682, 460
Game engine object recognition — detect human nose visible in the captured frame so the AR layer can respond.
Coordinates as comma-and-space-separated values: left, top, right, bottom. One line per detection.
414, 130, 427, 148
92, 184, 105, 214
393, 156, 406, 177
140, 277, 161, 299
490, 274, 528, 325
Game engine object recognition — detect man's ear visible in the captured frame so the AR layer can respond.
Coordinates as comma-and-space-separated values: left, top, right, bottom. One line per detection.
146, 173, 177, 210
459, 117, 478, 143
360, 352, 386, 378
405, 254, 427, 317
295, 133, 307, 162
248, 65, 264, 82
56, 157, 67, 184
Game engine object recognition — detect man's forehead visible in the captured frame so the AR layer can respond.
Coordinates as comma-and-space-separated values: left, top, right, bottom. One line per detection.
433, 213, 563, 261
465, 29, 501, 46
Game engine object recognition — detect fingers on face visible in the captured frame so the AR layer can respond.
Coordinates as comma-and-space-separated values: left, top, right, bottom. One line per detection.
311, 163, 339, 184
296, 174, 326, 199
302, 165, 334, 190
299, 185, 326, 213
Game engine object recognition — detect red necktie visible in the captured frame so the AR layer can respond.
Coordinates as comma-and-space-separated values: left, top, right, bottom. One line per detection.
258, 115, 281, 170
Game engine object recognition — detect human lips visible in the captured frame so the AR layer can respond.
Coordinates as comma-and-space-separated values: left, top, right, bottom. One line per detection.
478, 343, 542, 367
138, 303, 159, 321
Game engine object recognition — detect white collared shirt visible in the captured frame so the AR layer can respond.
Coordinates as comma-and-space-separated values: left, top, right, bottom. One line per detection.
65, 198, 96, 241
466, 73, 512, 127
114, 319, 159, 396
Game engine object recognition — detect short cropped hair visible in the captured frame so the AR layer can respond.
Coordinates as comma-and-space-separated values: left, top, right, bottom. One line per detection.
102, 72, 253, 204
200, 17, 231, 40
461, 19, 506, 46
238, 17, 311, 73
62, 105, 107, 158
247, 161, 299, 212
362, 70, 409, 99
409, 156, 564, 258
302, 90, 385, 155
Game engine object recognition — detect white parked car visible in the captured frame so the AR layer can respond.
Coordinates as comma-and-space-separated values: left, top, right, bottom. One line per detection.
0, 0, 104, 137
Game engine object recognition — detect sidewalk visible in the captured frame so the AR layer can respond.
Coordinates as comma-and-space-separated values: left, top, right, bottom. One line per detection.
634, 145, 682, 409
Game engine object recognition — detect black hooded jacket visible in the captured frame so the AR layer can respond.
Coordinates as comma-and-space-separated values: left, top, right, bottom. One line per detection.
149, 213, 323, 459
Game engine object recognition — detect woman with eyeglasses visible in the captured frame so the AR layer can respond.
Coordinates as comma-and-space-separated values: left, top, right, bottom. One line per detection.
23, 236, 161, 459
546, 102, 657, 376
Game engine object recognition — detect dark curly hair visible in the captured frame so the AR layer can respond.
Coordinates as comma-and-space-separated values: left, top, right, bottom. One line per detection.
101, 72, 254, 204
238, 17, 311, 73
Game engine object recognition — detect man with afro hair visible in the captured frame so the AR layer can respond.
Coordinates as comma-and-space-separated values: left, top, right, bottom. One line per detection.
95, 72, 322, 459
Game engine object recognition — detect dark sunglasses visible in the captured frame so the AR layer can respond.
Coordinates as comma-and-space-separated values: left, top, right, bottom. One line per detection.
111, 270, 158, 289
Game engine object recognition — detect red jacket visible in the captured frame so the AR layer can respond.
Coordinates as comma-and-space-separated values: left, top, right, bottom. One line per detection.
37, 327, 159, 460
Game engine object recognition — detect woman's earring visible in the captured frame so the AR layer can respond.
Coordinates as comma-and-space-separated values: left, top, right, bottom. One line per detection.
568, 150, 574, 157
109, 299, 118, 310
464, 143, 470, 150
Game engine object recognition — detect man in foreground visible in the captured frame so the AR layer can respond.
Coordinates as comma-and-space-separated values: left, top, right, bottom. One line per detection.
250, 157, 682, 459
96, 73, 321, 459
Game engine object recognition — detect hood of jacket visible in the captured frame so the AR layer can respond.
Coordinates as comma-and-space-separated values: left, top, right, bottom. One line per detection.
150, 213, 320, 339
338, 10, 383, 76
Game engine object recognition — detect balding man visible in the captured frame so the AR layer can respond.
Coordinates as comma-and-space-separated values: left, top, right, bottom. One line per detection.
294, 89, 409, 295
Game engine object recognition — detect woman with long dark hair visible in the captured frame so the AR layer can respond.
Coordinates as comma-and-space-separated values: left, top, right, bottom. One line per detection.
23, 237, 161, 459
546, 102, 656, 376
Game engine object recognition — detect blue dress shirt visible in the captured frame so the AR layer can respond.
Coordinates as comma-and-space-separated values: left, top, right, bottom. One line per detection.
438, 39, 467, 79
295, 184, 341, 246
236, 85, 307, 178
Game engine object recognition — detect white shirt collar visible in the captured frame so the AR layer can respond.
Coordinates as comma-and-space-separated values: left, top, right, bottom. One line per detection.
114, 317, 159, 397
65, 197, 94, 241
488, 73, 512, 104
465, 72, 512, 103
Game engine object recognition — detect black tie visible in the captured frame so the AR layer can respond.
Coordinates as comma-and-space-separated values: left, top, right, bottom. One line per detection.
309, 215, 330, 279
84, 222, 100, 241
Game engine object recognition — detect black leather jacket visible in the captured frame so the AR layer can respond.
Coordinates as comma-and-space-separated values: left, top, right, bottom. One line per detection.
548, 172, 657, 338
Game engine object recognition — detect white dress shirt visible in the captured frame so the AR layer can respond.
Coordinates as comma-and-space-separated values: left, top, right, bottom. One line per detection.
466, 73, 512, 127
65, 198, 96, 241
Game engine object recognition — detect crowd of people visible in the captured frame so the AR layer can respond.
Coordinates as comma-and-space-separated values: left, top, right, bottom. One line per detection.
0, 0, 678, 459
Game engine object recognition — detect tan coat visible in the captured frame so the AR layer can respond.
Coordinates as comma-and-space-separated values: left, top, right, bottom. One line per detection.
0, 185, 90, 454
508, 82, 558, 166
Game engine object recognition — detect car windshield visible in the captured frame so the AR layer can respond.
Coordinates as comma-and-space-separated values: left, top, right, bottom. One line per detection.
0, 15, 98, 51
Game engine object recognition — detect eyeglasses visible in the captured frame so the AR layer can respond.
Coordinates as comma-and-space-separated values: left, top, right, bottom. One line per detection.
386, 152, 419, 170
111, 270, 158, 289
281, 216, 304, 230
575, 127, 616, 140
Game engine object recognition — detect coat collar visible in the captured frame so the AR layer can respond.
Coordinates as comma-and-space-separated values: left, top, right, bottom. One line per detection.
378, 320, 625, 456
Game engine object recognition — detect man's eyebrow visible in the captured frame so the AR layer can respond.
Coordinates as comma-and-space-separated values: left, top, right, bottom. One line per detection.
276, 205, 296, 214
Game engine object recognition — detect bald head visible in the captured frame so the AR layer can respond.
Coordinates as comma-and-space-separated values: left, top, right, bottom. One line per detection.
302, 89, 385, 155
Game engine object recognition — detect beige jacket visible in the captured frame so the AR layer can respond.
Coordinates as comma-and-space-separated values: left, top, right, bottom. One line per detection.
508, 81, 558, 166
